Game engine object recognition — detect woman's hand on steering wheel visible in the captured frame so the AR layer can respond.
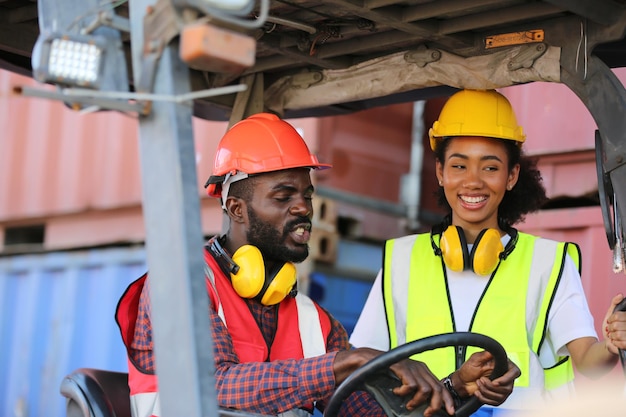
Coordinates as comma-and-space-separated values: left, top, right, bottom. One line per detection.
456, 351, 521, 406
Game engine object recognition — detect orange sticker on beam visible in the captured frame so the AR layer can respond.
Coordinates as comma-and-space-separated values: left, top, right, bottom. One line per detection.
485, 30, 545, 49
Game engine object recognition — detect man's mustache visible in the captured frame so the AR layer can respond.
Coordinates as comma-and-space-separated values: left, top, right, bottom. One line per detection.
285, 217, 312, 232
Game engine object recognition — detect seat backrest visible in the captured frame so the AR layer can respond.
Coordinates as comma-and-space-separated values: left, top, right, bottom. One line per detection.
60, 368, 132, 417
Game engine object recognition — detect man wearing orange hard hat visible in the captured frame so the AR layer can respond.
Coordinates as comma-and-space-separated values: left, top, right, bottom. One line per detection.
117, 112, 518, 417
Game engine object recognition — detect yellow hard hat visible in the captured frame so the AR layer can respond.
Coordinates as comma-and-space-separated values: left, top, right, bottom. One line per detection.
429, 89, 526, 151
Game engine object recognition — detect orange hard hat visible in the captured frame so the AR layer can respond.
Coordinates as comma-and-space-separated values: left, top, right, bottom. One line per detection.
205, 113, 331, 198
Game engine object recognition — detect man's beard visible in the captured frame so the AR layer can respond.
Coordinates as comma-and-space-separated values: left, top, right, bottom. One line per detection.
246, 208, 309, 263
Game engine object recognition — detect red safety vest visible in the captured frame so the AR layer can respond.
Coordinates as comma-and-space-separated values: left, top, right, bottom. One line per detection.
116, 248, 332, 417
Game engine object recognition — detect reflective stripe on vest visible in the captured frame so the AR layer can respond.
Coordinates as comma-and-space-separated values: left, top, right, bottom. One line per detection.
383, 232, 578, 391
115, 273, 159, 417
532, 242, 580, 390
128, 366, 159, 417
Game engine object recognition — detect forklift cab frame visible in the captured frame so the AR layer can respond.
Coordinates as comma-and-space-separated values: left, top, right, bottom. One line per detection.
7, 0, 626, 416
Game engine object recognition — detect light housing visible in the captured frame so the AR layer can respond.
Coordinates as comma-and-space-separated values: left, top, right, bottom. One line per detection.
33, 33, 106, 89
173, 0, 255, 15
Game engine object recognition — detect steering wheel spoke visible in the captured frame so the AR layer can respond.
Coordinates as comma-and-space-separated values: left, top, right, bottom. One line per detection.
361, 370, 453, 417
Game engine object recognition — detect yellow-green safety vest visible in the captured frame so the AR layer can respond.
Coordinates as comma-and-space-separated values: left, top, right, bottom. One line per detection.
383, 231, 580, 391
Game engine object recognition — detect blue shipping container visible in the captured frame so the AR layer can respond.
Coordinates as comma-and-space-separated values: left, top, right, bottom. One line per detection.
309, 239, 381, 335
0, 238, 383, 417
0, 247, 146, 417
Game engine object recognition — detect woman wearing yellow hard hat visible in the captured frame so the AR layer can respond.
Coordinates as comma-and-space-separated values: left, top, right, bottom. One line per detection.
351, 89, 626, 417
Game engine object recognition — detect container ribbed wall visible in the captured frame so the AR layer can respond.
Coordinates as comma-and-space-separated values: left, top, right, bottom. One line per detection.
0, 247, 146, 417
0, 70, 327, 249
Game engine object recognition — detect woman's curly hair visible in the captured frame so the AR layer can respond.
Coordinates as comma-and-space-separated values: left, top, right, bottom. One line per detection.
433, 137, 548, 228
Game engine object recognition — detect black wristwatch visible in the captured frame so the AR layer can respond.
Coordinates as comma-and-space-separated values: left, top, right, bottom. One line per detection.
442, 373, 463, 408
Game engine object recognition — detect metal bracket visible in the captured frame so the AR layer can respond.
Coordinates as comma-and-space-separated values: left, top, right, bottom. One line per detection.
136, 0, 182, 94
507, 42, 547, 71
404, 45, 442, 67
229, 72, 264, 127
83, 10, 131, 34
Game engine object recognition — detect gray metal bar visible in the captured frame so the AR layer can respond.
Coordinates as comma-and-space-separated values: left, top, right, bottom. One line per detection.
400, 100, 426, 232
316, 186, 443, 225
316, 186, 408, 217
128, 1, 217, 416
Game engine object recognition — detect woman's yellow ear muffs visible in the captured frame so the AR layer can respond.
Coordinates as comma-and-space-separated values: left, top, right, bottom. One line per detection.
440, 226, 469, 272
439, 226, 504, 276
230, 244, 297, 305
470, 228, 504, 275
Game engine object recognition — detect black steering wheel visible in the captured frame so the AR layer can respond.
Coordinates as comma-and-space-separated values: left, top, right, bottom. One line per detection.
324, 332, 509, 417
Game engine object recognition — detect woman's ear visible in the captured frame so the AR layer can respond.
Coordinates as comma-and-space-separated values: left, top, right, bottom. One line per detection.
508, 163, 521, 190
436, 160, 444, 185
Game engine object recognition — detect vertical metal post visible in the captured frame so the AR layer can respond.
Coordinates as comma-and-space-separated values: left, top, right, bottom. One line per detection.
400, 100, 425, 233
128, 1, 218, 416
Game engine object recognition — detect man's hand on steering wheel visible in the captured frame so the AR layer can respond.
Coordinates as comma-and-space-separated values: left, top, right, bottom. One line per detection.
333, 347, 457, 416
454, 351, 521, 406
387, 357, 456, 416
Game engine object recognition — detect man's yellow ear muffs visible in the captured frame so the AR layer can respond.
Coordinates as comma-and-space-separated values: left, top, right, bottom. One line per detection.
259, 262, 297, 306
230, 244, 297, 305
231, 245, 266, 298
439, 226, 504, 276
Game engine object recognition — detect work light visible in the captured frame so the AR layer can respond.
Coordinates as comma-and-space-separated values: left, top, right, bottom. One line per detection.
33, 33, 106, 89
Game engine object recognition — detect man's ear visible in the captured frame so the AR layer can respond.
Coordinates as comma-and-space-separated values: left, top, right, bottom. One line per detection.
225, 196, 246, 224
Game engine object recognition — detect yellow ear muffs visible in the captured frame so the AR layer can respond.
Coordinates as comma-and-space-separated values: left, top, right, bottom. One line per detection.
230, 245, 266, 298
439, 226, 504, 275
470, 228, 504, 276
259, 262, 297, 306
440, 225, 469, 272
230, 244, 297, 305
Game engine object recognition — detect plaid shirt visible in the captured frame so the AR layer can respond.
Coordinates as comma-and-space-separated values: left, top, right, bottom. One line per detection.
130, 269, 385, 416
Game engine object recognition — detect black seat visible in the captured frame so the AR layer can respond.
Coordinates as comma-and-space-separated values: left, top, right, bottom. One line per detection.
59, 368, 275, 417
60, 368, 132, 417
